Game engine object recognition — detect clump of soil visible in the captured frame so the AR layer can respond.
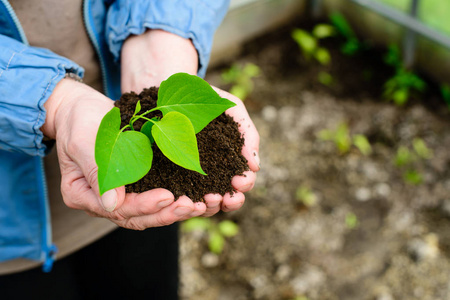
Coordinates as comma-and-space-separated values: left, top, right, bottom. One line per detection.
114, 87, 249, 202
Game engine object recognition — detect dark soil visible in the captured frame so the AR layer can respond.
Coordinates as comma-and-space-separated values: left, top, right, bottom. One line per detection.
113, 87, 249, 202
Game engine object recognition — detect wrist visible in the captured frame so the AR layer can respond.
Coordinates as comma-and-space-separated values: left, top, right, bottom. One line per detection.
41, 79, 98, 139
121, 29, 199, 92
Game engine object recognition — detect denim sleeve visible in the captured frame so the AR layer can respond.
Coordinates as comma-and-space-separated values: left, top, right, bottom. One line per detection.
105, 0, 230, 78
0, 34, 84, 156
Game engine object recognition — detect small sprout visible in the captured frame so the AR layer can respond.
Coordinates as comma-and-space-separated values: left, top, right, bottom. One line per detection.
317, 71, 334, 87
393, 139, 432, 185
353, 134, 372, 156
329, 12, 363, 55
318, 123, 372, 155
221, 62, 261, 100
292, 24, 332, 66
296, 186, 317, 207
208, 230, 225, 254
383, 44, 426, 106
182, 217, 240, 254
182, 217, 211, 232
312, 24, 335, 39
403, 169, 423, 185
394, 146, 415, 167
345, 212, 359, 229
413, 138, 433, 159
218, 220, 240, 237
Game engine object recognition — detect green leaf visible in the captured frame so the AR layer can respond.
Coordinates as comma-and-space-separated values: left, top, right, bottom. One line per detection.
292, 29, 317, 57
152, 111, 206, 175
134, 100, 141, 116
318, 71, 333, 86
314, 47, 331, 65
157, 73, 236, 133
140, 118, 158, 144
230, 85, 248, 100
218, 220, 239, 237
182, 217, 211, 232
413, 138, 433, 159
329, 12, 356, 40
209, 230, 225, 254
95, 107, 153, 195
345, 212, 359, 229
403, 170, 423, 185
312, 24, 335, 39
353, 134, 372, 156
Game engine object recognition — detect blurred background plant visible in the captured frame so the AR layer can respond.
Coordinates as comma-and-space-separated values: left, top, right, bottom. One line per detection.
317, 122, 372, 155
182, 217, 240, 254
221, 62, 261, 100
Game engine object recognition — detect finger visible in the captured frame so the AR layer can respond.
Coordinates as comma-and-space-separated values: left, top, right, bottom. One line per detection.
179, 201, 207, 221
200, 193, 222, 217
113, 196, 195, 230
108, 188, 175, 220
222, 192, 245, 212
214, 88, 260, 172
231, 171, 256, 193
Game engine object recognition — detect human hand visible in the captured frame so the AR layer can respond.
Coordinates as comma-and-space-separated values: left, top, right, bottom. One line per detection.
41, 79, 207, 230
120, 29, 260, 218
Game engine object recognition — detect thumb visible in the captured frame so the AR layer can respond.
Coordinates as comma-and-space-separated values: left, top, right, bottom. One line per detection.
100, 189, 119, 212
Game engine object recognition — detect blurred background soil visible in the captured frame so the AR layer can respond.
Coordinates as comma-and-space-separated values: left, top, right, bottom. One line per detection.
180, 21, 450, 300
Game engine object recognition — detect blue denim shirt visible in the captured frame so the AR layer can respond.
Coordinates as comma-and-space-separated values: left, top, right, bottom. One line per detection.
0, 0, 228, 271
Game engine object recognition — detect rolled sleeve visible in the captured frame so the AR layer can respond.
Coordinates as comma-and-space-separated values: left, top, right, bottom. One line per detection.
0, 35, 84, 156
105, 0, 229, 78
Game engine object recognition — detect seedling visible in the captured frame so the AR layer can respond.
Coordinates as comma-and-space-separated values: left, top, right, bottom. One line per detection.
221, 63, 260, 100
393, 138, 433, 185
295, 185, 317, 207
317, 123, 372, 155
291, 24, 334, 65
182, 217, 240, 254
317, 71, 334, 87
383, 45, 426, 106
329, 12, 364, 55
345, 212, 359, 229
95, 73, 236, 195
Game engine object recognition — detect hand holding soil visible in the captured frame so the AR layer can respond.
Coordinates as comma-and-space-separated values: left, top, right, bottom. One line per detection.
41, 74, 259, 230
41, 78, 207, 230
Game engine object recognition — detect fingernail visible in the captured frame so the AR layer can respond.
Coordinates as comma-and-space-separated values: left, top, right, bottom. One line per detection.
158, 198, 174, 208
253, 151, 260, 170
101, 190, 117, 212
174, 206, 192, 216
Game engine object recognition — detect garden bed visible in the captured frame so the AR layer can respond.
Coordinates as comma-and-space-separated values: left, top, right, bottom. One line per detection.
180, 19, 450, 300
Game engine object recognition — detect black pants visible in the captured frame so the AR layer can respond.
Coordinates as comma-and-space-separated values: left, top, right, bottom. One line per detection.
0, 224, 179, 300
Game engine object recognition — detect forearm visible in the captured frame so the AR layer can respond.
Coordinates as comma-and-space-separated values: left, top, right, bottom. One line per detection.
121, 29, 198, 93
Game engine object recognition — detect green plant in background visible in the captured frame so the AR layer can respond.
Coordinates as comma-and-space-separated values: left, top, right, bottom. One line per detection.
383, 45, 426, 106
296, 185, 318, 207
95, 73, 235, 195
441, 84, 450, 109
345, 212, 359, 229
317, 123, 372, 155
291, 23, 335, 65
394, 138, 433, 185
221, 62, 261, 100
182, 217, 240, 254
329, 12, 364, 55
317, 71, 334, 87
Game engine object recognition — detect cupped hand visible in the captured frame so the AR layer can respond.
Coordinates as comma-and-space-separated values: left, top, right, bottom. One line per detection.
121, 29, 260, 218
42, 79, 206, 230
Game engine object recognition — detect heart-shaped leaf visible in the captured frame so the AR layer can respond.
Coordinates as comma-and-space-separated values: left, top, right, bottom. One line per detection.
95, 107, 153, 195
157, 73, 236, 133
152, 111, 206, 175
